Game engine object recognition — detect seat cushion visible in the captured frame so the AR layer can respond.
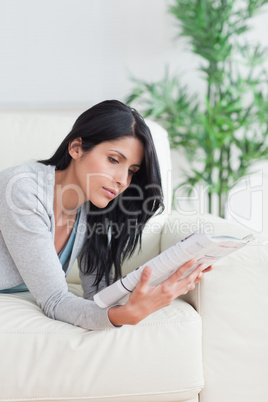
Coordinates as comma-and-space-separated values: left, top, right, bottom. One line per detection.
0, 285, 203, 402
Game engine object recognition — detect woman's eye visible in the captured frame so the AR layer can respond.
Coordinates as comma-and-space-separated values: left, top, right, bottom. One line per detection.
128, 169, 136, 176
108, 157, 119, 164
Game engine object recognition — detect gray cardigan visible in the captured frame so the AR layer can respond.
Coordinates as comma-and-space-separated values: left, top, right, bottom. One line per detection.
0, 162, 116, 331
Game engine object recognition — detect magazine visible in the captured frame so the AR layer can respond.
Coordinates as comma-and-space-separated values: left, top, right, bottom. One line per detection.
94, 231, 254, 308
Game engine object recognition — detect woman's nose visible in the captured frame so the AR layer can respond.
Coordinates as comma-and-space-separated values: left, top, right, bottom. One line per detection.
115, 168, 129, 187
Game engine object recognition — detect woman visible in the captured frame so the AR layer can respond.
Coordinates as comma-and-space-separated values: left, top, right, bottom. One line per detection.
0, 100, 211, 330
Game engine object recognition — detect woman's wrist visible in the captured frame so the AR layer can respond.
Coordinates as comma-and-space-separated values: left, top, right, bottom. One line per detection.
108, 303, 137, 327
108, 305, 128, 326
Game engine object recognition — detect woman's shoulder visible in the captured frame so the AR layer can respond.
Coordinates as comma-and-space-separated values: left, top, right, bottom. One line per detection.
0, 161, 54, 175
0, 162, 56, 214
0, 162, 55, 184
0, 162, 56, 204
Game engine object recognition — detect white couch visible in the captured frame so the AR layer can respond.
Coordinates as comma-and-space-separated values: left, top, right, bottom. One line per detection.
0, 110, 267, 402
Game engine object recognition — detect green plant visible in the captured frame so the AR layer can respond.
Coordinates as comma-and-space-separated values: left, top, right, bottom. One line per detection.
126, 0, 268, 217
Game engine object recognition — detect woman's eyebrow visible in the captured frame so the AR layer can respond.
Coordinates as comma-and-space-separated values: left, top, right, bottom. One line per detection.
109, 149, 141, 167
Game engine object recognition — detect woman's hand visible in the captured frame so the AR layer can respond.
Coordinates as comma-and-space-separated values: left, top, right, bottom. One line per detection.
108, 259, 213, 327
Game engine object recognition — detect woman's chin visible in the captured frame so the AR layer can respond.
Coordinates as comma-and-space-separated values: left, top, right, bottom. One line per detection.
90, 198, 113, 210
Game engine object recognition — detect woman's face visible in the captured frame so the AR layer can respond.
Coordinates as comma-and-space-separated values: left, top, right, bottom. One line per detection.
71, 136, 144, 208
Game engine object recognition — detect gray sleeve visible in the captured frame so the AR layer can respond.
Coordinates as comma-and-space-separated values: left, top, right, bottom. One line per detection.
0, 174, 116, 331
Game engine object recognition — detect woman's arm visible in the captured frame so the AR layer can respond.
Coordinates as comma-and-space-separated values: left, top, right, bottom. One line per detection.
0, 167, 115, 330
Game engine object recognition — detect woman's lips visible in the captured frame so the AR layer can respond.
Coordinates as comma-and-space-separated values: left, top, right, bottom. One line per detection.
102, 187, 117, 199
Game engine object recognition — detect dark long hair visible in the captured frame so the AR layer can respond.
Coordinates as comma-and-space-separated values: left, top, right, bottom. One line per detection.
40, 100, 164, 287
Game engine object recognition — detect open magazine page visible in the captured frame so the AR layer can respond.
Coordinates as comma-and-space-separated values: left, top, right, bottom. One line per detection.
94, 232, 254, 308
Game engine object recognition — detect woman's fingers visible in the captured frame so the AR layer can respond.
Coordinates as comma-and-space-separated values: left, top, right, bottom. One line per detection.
194, 272, 204, 284
185, 263, 205, 283
135, 265, 152, 292
181, 263, 214, 289
202, 265, 213, 273
168, 259, 198, 285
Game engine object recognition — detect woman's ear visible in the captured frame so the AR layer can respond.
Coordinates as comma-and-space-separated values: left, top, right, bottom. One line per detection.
68, 138, 83, 160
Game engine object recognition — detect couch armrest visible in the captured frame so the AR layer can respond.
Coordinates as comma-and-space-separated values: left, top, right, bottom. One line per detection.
160, 211, 268, 402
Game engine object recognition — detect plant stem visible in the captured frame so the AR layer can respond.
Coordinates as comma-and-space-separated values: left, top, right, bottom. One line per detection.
208, 192, 212, 214
219, 147, 223, 217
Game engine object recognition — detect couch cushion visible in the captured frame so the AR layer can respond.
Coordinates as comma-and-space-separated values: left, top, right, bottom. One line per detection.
0, 285, 203, 402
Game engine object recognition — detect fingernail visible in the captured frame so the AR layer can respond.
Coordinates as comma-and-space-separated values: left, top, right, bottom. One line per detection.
190, 258, 197, 265
143, 266, 150, 277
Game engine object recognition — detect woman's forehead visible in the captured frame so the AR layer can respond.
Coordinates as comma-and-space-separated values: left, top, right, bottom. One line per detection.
97, 137, 144, 164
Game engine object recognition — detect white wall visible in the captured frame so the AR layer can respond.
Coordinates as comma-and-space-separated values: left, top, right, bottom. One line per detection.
0, 0, 190, 108
0, 0, 266, 108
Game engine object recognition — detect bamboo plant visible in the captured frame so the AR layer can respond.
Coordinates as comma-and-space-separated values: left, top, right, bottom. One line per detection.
126, 0, 268, 217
